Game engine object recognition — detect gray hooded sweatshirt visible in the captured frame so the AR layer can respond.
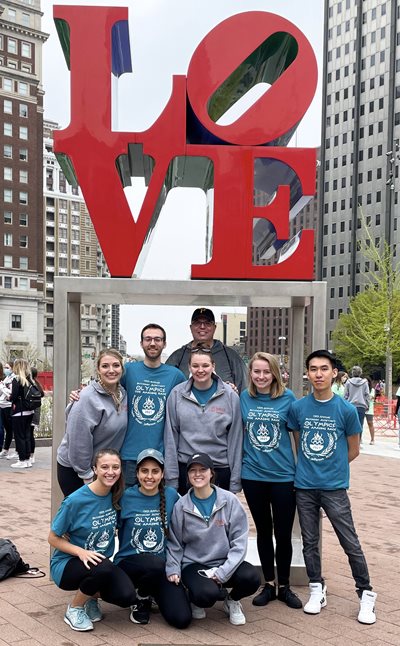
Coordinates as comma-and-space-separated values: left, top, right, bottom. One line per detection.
57, 380, 127, 480
165, 486, 249, 583
163, 375, 243, 492
344, 377, 370, 411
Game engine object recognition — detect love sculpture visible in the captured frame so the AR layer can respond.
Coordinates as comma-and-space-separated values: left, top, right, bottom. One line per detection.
53, 5, 318, 279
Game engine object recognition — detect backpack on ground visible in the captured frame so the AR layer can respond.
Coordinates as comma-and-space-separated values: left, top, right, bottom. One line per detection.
0, 539, 24, 581
23, 380, 42, 410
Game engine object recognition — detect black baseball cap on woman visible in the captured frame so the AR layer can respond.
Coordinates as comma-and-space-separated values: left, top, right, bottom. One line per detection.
186, 453, 214, 471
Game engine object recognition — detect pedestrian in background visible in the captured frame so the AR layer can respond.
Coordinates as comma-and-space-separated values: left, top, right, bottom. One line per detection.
9, 359, 34, 469
344, 366, 370, 437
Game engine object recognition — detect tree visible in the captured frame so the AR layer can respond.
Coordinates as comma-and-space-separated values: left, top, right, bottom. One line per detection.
332, 217, 400, 398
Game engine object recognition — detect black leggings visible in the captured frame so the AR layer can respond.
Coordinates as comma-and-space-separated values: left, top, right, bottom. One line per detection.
1, 408, 13, 451
178, 461, 231, 495
57, 462, 84, 497
60, 557, 136, 607
181, 561, 260, 605
118, 553, 191, 629
242, 479, 296, 586
12, 413, 32, 461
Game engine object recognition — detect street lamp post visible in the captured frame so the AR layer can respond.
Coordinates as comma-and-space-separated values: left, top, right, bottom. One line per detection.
278, 336, 286, 372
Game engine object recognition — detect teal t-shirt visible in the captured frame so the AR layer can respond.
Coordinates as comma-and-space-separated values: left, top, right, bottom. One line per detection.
190, 489, 217, 522
191, 380, 218, 406
50, 486, 117, 586
120, 361, 185, 460
241, 388, 296, 482
287, 394, 361, 490
114, 484, 179, 562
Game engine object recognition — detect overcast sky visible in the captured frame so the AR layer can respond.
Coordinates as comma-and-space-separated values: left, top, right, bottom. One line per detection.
41, 1, 324, 356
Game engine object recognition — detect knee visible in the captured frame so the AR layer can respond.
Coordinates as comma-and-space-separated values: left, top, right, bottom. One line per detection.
165, 611, 192, 630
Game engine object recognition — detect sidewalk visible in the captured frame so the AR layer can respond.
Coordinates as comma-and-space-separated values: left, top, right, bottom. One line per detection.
0, 444, 399, 645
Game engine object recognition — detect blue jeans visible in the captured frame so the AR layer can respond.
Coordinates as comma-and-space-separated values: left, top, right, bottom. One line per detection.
296, 489, 371, 592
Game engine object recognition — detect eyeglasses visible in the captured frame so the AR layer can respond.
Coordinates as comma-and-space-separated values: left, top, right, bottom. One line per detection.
142, 336, 164, 343
191, 320, 214, 327
190, 347, 211, 353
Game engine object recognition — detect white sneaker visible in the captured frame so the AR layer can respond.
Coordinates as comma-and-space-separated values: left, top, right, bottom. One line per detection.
10, 460, 31, 469
30, 455, 35, 465
0, 449, 8, 458
191, 603, 206, 619
358, 590, 377, 624
6, 452, 18, 460
223, 596, 246, 625
304, 583, 327, 614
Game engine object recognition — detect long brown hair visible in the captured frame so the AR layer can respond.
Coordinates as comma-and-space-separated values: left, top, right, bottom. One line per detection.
247, 352, 285, 399
93, 449, 124, 510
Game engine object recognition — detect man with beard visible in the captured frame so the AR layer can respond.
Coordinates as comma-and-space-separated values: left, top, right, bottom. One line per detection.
166, 309, 247, 392
120, 324, 185, 487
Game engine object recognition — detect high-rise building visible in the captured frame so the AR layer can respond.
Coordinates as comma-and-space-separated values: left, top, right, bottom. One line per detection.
0, 0, 48, 359
318, 0, 399, 345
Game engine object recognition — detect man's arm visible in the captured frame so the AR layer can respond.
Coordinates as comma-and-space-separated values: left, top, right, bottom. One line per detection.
347, 433, 360, 462
292, 430, 300, 454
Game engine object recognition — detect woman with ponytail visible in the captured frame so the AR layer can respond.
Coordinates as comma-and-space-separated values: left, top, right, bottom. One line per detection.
114, 448, 191, 629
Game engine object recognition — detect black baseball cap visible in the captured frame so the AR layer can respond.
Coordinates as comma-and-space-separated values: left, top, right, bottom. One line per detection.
191, 308, 215, 323
186, 453, 214, 471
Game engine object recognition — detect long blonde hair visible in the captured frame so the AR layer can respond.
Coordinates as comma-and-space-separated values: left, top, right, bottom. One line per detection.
247, 352, 285, 399
13, 358, 31, 387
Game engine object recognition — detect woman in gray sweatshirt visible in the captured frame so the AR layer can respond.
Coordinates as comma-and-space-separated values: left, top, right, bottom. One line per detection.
57, 349, 128, 496
166, 453, 260, 626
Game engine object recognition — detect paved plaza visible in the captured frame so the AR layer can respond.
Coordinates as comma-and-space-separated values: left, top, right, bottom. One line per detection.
0, 437, 399, 646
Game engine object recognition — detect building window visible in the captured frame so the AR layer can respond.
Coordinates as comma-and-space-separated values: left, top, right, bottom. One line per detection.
19, 191, 28, 205
3, 78, 13, 92
19, 126, 28, 140
19, 213, 28, 226
11, 314, 22, 329
20, 235, 28, 248
18, 82, 29, 96
4, 211, 12, 224
7, 38, 17, 54
4, 123, 12, 136
19, 170, 28, 183
4, 189, 12, 203
21, 42, 32, 58
4, 233, 13, 246
4, 255, 12, 268
19, 104, 28, 118
4, 144, 12, 158
19, 148, 28, 161
4, 167, 12, 181
4, 277, 12, 289
20, 257, 28, 270
3, 99, 12, 114
19, 278, 28, 290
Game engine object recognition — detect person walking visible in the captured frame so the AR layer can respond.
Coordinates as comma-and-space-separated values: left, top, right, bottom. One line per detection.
114, 448, 191, 628
57, 349, 127, 496
166, 453, 260, 625
331, 371, 347, 397
287, 350, 377, 625
0, 360, 17, 460
28, 368, 45, 465
164, 347, 242, 494
365, 378, 375, 445
241, 352, 302, 609
344, 366, 370, 436
48, 449, 136, 632
9, 359, 34, 469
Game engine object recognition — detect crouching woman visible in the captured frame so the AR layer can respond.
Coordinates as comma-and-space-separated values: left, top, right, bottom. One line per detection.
48, 449, 136, 632
166, 453, 260, 626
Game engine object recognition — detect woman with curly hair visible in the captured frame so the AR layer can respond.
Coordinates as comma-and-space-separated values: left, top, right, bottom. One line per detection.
241, 352, 302, 610
114, 448, 191, 629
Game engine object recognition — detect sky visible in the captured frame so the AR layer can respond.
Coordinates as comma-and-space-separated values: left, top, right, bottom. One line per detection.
41, 0, 324, 356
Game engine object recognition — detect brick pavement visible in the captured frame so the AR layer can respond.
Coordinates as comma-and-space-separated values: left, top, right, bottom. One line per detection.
0, 444, 399, 645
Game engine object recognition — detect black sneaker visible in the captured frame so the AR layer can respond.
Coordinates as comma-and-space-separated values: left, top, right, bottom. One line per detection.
277, 585, 302, 609
129, 598, 151, 624
252, 584, 277, 607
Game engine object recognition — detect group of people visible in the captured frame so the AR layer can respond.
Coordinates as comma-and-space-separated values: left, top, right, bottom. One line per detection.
332, 366, 379, 444
0, 359, 44, 469
49, 308, 377, 633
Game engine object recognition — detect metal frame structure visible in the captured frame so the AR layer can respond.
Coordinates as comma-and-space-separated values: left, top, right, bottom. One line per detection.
52, 276, 327, 581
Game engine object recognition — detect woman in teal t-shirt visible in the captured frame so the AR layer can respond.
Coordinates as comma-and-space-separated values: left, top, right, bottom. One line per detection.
114, 448, 191, 629
49, 449, 136, 632
241, 352, 302, 611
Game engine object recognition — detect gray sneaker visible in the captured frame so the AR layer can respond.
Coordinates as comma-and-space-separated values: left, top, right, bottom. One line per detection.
64, 604, 93, 631
84, 599, 103, 622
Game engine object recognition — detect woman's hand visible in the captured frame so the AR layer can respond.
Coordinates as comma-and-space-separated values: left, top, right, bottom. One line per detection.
226, 382, 239, 394
167, 574, 180, 585
77, 548, 106, 569
69, 389, 81, 403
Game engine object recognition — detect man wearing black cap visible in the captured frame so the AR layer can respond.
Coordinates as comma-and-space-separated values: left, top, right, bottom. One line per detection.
166, 308, 247, 392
